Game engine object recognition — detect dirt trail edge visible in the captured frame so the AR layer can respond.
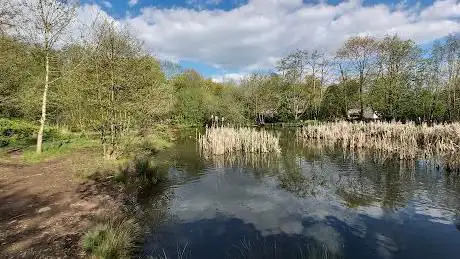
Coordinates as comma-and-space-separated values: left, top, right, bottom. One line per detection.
0, 151, 125, 258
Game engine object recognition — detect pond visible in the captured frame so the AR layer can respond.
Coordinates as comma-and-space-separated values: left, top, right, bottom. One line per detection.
140, 129, 460, 259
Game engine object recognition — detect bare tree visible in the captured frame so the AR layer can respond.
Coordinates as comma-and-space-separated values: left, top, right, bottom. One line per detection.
307, 50, 329, 118
21, 0, 78, 153
0, 0, 20, 34
337, 36, 378, 119
277, 49, 308, 83
445, 35, 460, 120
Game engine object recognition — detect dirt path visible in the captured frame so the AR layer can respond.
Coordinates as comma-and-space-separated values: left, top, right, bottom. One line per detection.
0, 151, 123, 258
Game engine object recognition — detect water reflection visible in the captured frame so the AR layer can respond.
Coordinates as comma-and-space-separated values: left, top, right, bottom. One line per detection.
456, 218, 460, 231
142, 130, 460, 259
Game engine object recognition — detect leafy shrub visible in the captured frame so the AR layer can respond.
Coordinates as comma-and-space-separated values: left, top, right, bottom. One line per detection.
120, 133, 173, 158
0, 118, 36, 147
117, 155, 168, 186
0, 118, 61, 147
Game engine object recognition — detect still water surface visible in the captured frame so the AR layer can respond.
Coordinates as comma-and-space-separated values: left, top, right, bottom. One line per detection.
141, 130, 460, 259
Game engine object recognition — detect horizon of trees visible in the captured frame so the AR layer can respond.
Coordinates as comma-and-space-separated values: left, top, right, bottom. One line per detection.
239, 33, 459, 124
1, 1, 460, 155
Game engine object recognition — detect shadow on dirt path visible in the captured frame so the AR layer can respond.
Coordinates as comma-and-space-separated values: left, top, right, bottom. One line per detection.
0, 151, 123, 258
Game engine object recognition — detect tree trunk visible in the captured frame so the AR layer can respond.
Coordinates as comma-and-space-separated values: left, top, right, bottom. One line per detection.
359, 71, 364, 120
339, 64, 348, 118
294, 102, 299, 121
36, 52, 50, 154
108, 30, 116, 159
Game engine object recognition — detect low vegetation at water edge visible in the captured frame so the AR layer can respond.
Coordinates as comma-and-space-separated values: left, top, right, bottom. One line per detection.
199, 126, 281, 156
83, 217, 140, 259
297, 121, 460, 167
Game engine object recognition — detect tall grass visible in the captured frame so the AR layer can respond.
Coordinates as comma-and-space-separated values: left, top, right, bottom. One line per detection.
198, 126, 281, 156
83, 216, 140, 259
23, 137, 98, 163
296, 121, 460, 169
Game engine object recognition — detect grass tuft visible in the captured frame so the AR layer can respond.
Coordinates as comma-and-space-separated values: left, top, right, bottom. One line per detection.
116, 155, 168, 187
83, 217, 140, 259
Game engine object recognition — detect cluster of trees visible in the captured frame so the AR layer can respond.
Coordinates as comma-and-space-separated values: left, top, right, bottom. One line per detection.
243, 34, 460, 123
1, 1, 460, 156
169, 33, 460, 125
1, 0, 173, 157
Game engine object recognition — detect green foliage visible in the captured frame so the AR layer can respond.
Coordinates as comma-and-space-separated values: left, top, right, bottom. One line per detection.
53, 21, 174, 158
22, 137, 98, 163
120, 133, 173, 157
2, 25, 460, 159
128, 155, 167, 185
0, 119, 36, 147
172, 70, 247, 125
103, 150, 168, 188
116, 133, 172, 186
0, 36, 43, 119
73, 131, 172, 185
0, 118, 61, 147
175, 85, 209, 125
83, 217, 140, 259
320, 84, 346, 119
0, 118, 99, 163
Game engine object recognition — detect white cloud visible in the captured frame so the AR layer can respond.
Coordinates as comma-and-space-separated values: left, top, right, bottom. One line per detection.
11, 1, 113, 48
101, 0, 112, 9
211, 72, 247, 83
128, 0, 138, 7
114, 0, 460, 72
420, 0, 460, 20
71, 4, 116, 43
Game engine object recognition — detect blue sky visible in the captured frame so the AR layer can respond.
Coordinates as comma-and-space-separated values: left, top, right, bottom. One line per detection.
79, 0, 460, 81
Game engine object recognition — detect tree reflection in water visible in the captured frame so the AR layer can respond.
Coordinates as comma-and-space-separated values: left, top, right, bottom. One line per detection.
139, 129, 460, 259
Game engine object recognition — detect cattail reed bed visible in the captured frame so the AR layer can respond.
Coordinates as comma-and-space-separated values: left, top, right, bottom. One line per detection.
296, 121, 460, 170
199, 126, 281, 156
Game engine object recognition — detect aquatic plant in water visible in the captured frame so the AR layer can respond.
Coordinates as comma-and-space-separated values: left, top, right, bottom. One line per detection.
198, 126, 281, 156
296, 121, 460, 170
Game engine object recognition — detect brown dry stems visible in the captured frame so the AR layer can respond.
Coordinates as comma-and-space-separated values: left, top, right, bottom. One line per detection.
199, 126, 281, 157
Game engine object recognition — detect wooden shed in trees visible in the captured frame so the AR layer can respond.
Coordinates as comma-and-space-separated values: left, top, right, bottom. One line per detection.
347, 107, 379, 121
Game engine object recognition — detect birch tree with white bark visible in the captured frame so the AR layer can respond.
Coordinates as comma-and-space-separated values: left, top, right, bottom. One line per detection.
20, 0, 78, 153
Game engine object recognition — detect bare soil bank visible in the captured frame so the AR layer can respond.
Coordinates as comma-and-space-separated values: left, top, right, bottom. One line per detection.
0, 150, 126, 258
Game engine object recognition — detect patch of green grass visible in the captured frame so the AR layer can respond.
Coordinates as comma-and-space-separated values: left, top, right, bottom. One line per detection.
74, 153, 168, 191
72, 156, 129, 181
142, 134, 174, 152
83, 217, 140, 259
0, 118, 102, 164
121, 132, 174, 158
22, 137, 98, 163
71, 134, 173, 185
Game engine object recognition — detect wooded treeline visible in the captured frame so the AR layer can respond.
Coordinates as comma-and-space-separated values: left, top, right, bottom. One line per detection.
1, 1, 460, 155
244, 34, 460, 123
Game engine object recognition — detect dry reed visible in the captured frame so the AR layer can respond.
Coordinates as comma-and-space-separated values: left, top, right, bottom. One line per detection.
296, 121, 460, 169
199, 126, 281, 156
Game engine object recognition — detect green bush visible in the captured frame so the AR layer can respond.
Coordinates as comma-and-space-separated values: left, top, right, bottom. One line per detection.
0, 118, 61, 147
120, 133, 173, 158
0, 118, 36, 147
116, 154, 168, 187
